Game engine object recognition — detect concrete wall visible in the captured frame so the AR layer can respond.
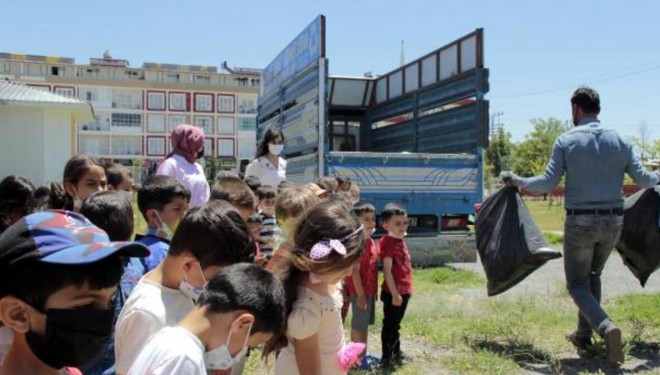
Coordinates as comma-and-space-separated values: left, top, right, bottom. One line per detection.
0, 106, 74, 185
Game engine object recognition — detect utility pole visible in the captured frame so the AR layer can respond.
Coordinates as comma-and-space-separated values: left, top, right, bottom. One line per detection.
490, 111, 503, 140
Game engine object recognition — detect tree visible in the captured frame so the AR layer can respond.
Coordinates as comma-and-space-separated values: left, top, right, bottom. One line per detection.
485, 126, 514, 177
652, 138, 660, 160
629, 122, 653, 162
513, 118, 568, 177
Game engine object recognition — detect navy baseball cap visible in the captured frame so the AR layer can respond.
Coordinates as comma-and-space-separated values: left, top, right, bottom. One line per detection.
0, 210, 149, 268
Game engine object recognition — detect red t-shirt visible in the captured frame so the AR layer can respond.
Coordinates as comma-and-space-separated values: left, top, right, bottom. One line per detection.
345, 237, 379, 297
379, 235, 413, 295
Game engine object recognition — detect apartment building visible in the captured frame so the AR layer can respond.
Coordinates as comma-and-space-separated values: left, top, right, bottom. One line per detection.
0, 52, 261, 178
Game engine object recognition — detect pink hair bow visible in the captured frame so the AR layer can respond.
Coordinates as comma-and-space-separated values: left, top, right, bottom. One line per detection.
309, 225, 363, 260
338, 342, 366, 371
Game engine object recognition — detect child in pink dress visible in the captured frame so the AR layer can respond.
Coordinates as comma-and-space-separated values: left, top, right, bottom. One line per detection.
266, 200, 366, 375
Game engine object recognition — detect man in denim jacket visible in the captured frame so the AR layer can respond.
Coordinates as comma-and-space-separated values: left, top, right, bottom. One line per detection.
502, 87, 660, 367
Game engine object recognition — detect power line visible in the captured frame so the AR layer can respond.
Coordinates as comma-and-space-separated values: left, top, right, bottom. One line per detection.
492, 61, 660, 99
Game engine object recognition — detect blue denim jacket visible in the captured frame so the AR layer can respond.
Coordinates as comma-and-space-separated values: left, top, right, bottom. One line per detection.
520, 118, 660, 209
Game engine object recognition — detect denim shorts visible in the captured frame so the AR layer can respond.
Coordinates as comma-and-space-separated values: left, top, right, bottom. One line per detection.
350, 295, 376, 330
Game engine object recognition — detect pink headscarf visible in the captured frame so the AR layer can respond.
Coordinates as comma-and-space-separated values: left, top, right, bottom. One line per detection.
160, 124, 205, 165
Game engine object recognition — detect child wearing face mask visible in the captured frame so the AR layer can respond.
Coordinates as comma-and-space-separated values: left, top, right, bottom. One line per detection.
0, 210, 149, 375
127, 263, 286, 375
114, 200, 256, 375
266, 200, 366, 375
135, 175, 191, 271
79, 191, 144, 375
50, 155, 108, 212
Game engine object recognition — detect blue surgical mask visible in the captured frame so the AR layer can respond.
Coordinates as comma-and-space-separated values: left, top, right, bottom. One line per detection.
204, 321, 252, 370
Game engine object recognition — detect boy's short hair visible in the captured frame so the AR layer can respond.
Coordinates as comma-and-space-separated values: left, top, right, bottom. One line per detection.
210, 175, 255, 212
169, 200, 255, 267
316, 177, 338, 193
81, 191, 134, 241
255, 185, 276, 200
275, 185, 320, 222
198, 262, 286, 336
381, 203, 407, 222
0, 211, 148, 310
243, 175, 262, 192
137, 175, 191, 220
335, 176, 351, 186
352, 202, 376, 217
103, 161, 132, 189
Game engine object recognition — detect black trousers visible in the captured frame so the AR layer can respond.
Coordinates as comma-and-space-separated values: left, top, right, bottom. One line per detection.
380, 291, 411, 362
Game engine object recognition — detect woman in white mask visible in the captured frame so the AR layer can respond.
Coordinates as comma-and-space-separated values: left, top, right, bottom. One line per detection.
244, 126, 286, 188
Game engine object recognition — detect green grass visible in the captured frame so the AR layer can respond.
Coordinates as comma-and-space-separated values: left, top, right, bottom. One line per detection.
523, 198, 565, 233
245, 267, 660, 375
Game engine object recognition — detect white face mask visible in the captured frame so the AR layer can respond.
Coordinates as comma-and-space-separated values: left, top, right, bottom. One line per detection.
204, 321, 252, 370
154, 211, 175, 240
179, 263, 207, 302
268, 143, 284, 156
71, 188, 83, 211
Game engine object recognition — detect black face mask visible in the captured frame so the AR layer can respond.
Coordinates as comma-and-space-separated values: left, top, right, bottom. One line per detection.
25, 308, 114, 369
197, 148, 205, 159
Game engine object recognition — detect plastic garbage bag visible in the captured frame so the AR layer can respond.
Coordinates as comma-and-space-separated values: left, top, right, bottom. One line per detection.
475, 186, 562, 296
615, 186, 660, 287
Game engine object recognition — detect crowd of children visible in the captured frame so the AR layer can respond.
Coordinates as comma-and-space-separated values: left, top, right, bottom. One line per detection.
0, 152, 415, 375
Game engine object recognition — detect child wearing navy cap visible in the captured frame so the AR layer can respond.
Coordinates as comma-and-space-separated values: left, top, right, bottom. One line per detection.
0, 210, 149, 375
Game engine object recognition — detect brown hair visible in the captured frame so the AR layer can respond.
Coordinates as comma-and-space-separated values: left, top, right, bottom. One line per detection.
274, 185, 320, 222
264, 200, 364, 355
210, 175, 255, 211
53, 155, 105, 210
316, 176, 338, 193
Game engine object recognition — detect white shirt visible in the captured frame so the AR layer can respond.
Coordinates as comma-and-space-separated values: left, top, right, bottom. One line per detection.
127, 326, 206, 375
115, 277, 195, 374
0, 325, 12, 365
244, 156, 286, 188
156, 154, 210, 208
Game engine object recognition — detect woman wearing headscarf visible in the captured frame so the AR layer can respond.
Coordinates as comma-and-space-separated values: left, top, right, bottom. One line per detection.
244, 126, 286, 188
156, 124, 209, 207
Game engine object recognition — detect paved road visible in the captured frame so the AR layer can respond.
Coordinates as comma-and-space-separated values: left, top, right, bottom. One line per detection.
449, 250, 660, 299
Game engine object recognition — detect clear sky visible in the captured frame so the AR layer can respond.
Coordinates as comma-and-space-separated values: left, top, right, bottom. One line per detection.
3, 0, 659, 142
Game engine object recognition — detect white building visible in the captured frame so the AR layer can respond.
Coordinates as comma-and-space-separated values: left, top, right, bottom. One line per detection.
0, 52, 261, 180
0, 81, 93, 185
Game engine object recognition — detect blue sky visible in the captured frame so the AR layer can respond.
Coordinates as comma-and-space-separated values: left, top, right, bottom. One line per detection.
3, 0, 659, 142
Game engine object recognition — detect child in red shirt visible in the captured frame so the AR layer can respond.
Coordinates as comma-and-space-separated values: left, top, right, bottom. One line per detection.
379, 203, 413, 368
344, 202, 379, 369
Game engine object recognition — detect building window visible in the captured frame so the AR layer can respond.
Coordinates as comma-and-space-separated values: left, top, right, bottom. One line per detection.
194, 94, 213, 112
147, 114, 166, 133
237, 117, 256, 132
112, 90, 142, 110
204, 139, 214, 156
165, 73, 180, 83
217, 95, 234, 113
3, 62, 11, 73
54, 87, 75, 98
195, 116, 213, 135
169, 92, 187, 111
51, 66, 64, 76
147, 137, 166, 156
237, 96, 257, 114
80, 88, 98, 102
217, 139, 235, 157
111, 113, 142, 128
217, 117, 234, 135
168, 115, 188, 132
147, 91, 165, 110
250, 78, 260, 87
237, 138, 256, 159
112, 137, 142, 155
234, 77, 248, 86
194, 74, 210, 85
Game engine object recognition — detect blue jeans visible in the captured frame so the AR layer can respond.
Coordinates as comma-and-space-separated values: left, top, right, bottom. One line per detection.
563, 213, 623, 339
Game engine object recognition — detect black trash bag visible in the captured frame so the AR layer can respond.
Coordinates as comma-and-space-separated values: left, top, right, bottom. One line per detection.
615, 186, 660, 287
475, 186, 562, 296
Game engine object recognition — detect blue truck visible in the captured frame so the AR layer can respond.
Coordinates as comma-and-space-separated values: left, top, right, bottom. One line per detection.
257, 16, 490, 265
